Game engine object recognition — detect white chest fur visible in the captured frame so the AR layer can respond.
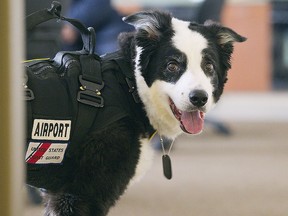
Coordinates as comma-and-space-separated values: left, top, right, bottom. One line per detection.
129, 137, 155, 185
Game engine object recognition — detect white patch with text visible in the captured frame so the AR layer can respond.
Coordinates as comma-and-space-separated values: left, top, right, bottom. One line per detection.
32, 119, 71, 141
25, 141, 68, 164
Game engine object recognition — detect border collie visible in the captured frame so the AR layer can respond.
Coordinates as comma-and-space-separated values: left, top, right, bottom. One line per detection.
43, 10, 246, 216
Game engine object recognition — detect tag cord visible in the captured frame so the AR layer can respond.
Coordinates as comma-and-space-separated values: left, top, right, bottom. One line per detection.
160, 136, 174, 156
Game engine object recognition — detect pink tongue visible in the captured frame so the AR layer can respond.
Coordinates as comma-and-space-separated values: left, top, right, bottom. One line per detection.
180, 110, 204, 134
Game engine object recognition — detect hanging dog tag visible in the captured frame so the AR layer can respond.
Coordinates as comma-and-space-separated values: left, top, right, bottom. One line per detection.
162, 154, 172, 180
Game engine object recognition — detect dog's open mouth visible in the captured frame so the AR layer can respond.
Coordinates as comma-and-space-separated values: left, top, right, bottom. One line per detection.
169, 98, 205, 134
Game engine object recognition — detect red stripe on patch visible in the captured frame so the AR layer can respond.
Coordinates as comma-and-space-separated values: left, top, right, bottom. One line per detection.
26, 142, 51, 164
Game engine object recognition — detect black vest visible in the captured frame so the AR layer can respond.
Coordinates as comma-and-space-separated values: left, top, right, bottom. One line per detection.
25, 51, 153, 190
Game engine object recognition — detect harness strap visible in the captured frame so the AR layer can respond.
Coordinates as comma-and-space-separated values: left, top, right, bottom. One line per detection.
70, 55, 105, 153
102, 52, 155, 135
26, 1, 95, 54
79, 55, 103, 85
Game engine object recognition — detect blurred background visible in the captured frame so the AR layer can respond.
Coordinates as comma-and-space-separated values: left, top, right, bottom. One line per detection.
23, 0, 288, 215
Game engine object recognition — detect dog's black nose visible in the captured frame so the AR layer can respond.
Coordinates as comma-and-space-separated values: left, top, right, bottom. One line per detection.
189, 90, 208, 107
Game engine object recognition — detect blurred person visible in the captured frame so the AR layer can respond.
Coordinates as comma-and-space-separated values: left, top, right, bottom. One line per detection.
61, 0, 133, 55
196, 0, 225, 23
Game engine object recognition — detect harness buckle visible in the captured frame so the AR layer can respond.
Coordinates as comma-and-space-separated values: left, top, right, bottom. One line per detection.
24, 74, 35, 101
25, 88, 35, 101
77, 75, 104, 107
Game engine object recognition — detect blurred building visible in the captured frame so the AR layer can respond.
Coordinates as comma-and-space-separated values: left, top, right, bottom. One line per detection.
271, 0, 288, 89
26, 0, 288, 91
114, 0, 288, 91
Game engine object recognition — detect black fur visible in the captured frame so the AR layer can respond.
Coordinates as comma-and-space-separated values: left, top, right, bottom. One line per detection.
189, 21, 246, 102
43, 118, 144, 216
41, 11, 246, 216
121, 11, 246, 102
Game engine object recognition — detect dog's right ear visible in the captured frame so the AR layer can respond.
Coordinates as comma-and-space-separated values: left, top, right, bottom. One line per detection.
123, 10, 172, 40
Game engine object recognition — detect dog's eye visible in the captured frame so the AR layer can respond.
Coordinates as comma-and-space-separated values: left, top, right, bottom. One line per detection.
205, 63, 214, 73
167, 62, 180, 72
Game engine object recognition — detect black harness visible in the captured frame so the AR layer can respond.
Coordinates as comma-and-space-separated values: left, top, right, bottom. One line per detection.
24, 2, 154, 190
25, 50, 154, 190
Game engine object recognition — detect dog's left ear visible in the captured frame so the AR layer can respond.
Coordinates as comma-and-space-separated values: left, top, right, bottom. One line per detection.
204, 20, 247, 45
123, 10, 172, 40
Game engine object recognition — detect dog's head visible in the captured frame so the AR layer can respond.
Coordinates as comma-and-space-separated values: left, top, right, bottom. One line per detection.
122, 11, 246, 138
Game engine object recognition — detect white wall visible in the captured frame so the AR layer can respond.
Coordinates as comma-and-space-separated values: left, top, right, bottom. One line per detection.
9, 0, 25, 215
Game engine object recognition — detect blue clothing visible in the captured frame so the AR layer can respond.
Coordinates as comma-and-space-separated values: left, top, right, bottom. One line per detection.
65, 0, 133, 55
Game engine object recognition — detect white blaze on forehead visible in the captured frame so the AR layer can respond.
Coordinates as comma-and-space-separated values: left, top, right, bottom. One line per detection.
171, 18, 208, 67
170, 18, 214, 111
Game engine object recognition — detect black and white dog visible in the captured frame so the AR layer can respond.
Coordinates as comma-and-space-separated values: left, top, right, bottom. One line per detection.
43, 10, 246, 216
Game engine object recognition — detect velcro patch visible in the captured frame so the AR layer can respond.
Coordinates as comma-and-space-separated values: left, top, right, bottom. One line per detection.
32, 119, 71, 141
25, 141, 68, 164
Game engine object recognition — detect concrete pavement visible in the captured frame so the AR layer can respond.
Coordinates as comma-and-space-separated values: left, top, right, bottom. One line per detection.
108, 122, 288, 216
24, 92, 288, 216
